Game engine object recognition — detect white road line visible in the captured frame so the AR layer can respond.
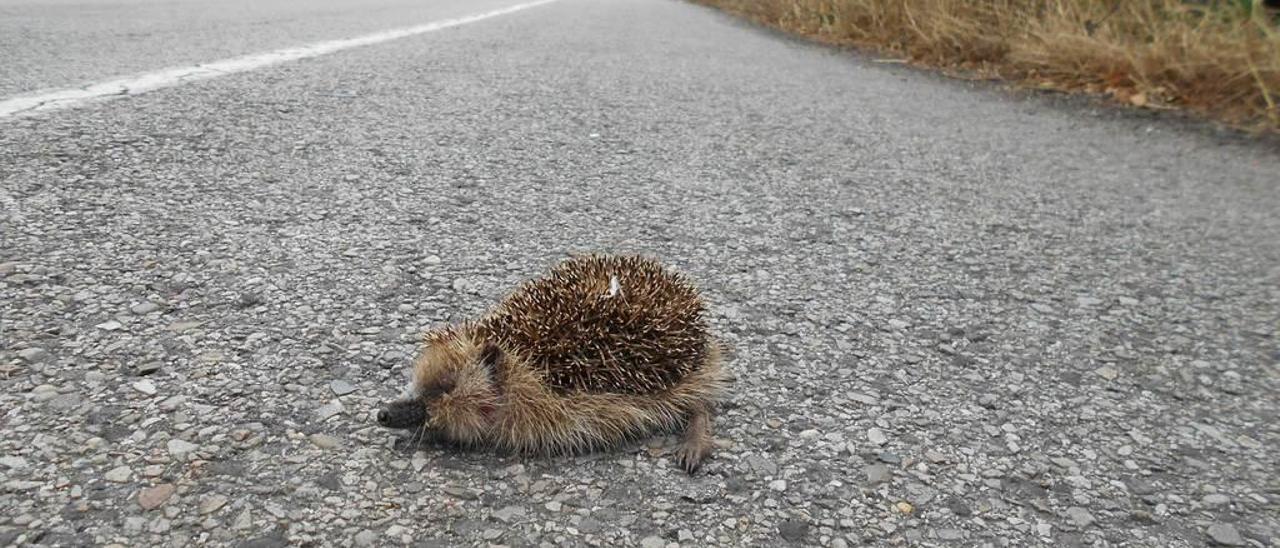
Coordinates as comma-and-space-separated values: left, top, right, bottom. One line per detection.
0, 0, 559, 120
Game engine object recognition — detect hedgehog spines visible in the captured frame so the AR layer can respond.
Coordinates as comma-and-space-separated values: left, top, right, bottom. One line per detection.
475, 254, 711, 396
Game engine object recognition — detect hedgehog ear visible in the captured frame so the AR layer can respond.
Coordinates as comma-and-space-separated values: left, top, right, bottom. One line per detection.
478, 340, 503, 372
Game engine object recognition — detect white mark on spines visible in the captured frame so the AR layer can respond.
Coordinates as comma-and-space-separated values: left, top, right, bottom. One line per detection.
606, 275, 620, 298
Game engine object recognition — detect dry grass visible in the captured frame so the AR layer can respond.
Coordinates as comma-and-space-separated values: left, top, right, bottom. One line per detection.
692, 0, 1280, 133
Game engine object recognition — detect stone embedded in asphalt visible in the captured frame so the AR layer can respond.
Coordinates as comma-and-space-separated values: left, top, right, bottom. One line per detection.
849, 393, 879, 405
17, 348, 50, 363
868, 428, 888, 446
1050, 457, 1077, 469
158, 395, 185, 412
315, 399, 344, 421
232, 509, 253, 530
329, 380, 356, 396
138, 484, 176, 510
442, 486, 479, 500
105, 465, 132, 483
1202, 493, 1230, 507
236, 292, 263, 308
1206, 523, 1245, 546
150, 517, 171, 534
199, 494, 229, 514
167, 439, 199, 458
130, 302, 160, 315
1076, 296, 1103, 307
353, 529, 377, 547
778, 519, 809, 542
124, 516, 146, 532
679, 480, 721, 504
946, 497, 973, 517
866, 464, 891, 484
748, 455, 778, 476
308, 434, 340, 449
412, 452, 429, 472
1066, 507, 1095, 528
577, 517, 602, 533
0, 456, 29, 470
638, 536, 665, 548
166, 321, 204, 333
132, 380, 157, 395
492, 505, 525, 524
48, 393, 82, 410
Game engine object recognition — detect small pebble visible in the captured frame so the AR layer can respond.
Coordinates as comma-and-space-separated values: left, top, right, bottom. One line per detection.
138, 484, 176, 510
868, 428, 888, 446
105, 466, 132, 483
329, 380, 357, 396
308, 434, 340, 449
1206, 523, 1245, 546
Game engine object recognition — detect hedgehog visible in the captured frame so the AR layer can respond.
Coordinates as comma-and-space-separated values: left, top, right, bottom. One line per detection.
376, 254, 728, 473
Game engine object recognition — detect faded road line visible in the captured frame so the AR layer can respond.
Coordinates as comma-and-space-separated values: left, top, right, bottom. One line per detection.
0, 0, 559, 120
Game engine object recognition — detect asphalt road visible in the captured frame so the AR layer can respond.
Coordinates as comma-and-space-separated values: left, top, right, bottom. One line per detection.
0, 0, 522, 97
2, 0, 1278, 547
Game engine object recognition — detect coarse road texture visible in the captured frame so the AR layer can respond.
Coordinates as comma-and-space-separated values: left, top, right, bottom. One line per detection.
1, 0, 1278, 546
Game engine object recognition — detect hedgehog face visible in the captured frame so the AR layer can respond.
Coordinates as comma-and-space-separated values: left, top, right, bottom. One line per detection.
377, 330, 502, 445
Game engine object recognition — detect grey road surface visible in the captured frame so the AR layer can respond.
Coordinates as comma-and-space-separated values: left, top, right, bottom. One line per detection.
0, 0, 521, 96
2, 0, 1278, 546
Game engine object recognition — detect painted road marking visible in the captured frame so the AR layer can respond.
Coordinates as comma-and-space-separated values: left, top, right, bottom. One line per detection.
0, 0, 559, 119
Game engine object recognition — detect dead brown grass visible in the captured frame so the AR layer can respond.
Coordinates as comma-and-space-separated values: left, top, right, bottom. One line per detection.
692, 0, 1280, 133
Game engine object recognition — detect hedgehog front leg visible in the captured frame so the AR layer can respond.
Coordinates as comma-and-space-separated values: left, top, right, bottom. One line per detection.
675, 404, 714, 474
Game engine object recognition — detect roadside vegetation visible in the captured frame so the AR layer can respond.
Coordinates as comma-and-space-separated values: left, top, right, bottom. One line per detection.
692, 0, 1280, 134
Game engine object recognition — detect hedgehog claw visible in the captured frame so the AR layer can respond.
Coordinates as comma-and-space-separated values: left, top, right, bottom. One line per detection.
675, 406, 713, 475
677, 447, 706, 474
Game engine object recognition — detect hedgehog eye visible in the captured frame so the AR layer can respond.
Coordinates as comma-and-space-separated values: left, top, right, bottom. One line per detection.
422, 378, 454, 398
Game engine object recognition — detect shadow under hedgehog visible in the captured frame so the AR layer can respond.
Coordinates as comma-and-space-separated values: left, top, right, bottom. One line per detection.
376, 254, 729, 473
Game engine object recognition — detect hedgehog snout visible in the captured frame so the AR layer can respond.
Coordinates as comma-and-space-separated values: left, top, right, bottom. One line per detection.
377, 399, 428, 429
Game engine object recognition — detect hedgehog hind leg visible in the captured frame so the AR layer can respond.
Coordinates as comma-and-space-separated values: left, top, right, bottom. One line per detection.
675, 404, 714, 474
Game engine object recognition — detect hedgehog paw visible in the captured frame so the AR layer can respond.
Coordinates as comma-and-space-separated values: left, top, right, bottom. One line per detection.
676, 407, 713, 474
676, 440, 710, 474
